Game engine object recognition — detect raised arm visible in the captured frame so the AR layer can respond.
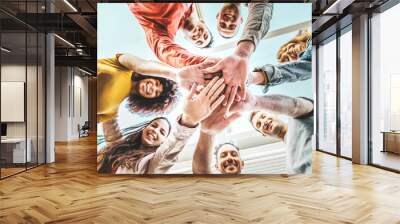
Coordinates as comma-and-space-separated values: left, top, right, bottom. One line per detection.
200, 3, 273, 105
118, 53, 220, 91
255, 95, 313, 118
146, 29, 206, 68
193, 90, 240, 174
137, 77, 227, 174
249, 41, 312, 92
232, 92, 313, 118
250, 60, 311, 92
129, 3, 206, 68
102, 118, 122, 143
193, 132, 215, 174
117, 54, 177, 81
138, 117, 197, 174
240, 2, 273, 49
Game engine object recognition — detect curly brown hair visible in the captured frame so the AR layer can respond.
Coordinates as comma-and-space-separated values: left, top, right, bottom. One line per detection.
128, 73, 179, 115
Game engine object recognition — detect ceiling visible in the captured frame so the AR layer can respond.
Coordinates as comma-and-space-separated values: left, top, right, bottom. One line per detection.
312, 0, 391, 44
0, 0, 97, 73
1, 0, 395, 72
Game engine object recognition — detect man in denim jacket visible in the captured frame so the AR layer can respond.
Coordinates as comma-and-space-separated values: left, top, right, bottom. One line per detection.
248, 39, 312, 93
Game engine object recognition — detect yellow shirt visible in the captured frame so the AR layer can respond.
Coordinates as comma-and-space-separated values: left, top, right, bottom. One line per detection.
97, 56, 133, 123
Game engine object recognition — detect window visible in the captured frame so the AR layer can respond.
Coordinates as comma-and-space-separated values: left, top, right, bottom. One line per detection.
370, 3, 400, 171
0, 1, 47, 179
339, 27, 352, 158
317, 36, 337, 154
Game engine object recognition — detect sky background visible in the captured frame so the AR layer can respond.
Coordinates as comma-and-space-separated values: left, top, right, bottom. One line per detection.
97, 3, 312, 136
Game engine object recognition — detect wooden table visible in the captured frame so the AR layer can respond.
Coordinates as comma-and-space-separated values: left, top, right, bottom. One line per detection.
381, 131, 400, 154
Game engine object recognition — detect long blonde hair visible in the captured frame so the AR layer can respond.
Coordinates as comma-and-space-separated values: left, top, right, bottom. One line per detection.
277, 30, 311, 63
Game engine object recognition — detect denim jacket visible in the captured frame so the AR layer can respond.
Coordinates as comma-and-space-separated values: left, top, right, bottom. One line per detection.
255, 40, 312, 93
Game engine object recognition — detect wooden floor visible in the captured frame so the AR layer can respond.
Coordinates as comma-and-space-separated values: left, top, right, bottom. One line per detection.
1, 163, 43, 178
1, 167, 26, 178
373, 150, 400, 171
1, 136, 400, 224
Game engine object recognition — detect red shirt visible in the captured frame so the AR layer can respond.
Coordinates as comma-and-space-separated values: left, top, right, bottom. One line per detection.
129, 3, 206, 68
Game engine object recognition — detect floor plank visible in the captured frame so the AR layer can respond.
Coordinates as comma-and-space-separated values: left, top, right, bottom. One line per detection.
0, 136, 400, 224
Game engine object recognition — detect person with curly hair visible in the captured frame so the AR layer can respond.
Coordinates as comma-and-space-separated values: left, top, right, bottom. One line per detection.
98, 77, 227, 174
97, 53, 212, 123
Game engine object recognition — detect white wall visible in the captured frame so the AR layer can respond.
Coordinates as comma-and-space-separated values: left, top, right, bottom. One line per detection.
1, 63, 46, 163
1, 65, 26, 138
72, 73, 89, 137
54, 67, 89, 141
1, 65, 40, 138
55, 66, 68, 141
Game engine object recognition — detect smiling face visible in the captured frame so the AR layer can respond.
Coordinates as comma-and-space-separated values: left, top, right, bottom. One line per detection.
184, 21, 212, 48
215, 144, 244, 174
216, 4, 242, 38
137, 78, 163, 99
250, 111, 286, 139
141, 119, 170, 147
278, 42, 307, 63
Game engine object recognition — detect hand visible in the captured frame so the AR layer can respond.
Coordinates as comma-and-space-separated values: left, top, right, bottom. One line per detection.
177, 65, 206, 90
198, 57, 221, 69
181, 77, 226, 127
201, 105, 241, 135
201, 54, 248, 103
177, 58, 221, 90
230, 91, 257, 113
251, 71, 268, 85
201, 42, 254, 105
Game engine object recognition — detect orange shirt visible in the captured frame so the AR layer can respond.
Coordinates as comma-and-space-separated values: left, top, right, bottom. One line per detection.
129, 3, 206, 68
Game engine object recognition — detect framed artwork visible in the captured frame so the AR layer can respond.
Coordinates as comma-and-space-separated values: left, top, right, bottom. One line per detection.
97, 2, 313, 175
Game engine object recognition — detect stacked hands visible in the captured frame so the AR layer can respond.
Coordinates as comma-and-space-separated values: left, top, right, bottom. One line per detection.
180, 77, 227, 128
177, 41, 254, 125
97, 3, 314, 174
180, 76, 254, 133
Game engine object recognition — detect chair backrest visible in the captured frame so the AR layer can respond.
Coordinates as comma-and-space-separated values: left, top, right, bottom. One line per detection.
82, 121, 90, 129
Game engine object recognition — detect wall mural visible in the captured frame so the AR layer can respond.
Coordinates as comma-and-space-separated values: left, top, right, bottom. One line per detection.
97, 2, 313, 175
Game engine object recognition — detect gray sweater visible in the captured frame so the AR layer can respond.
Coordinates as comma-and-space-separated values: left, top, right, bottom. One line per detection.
239, 2, 273, 49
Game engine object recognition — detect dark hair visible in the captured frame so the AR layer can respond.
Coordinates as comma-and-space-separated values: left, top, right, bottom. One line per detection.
214, 142, 240, 163
128, 73, 179, 115
249, 111, 258, 123
217, 5, 241, 39
248, 111, 262, 133
97, 117, 171, 173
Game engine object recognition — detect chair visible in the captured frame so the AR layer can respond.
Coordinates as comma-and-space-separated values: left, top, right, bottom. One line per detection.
79, 121, 90, 138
